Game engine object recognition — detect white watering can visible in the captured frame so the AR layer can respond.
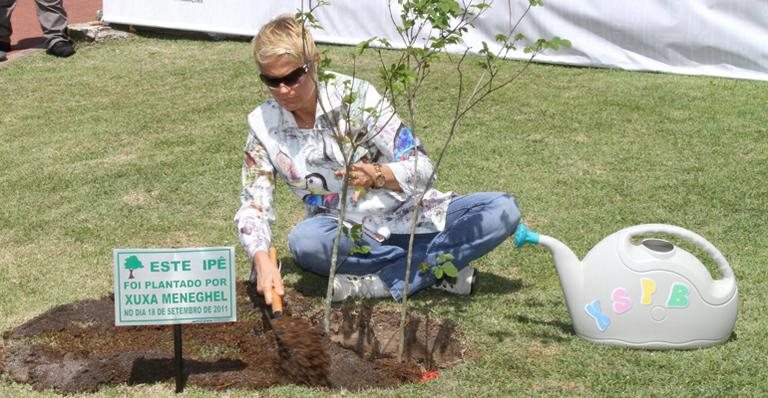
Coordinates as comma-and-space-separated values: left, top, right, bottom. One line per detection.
514, 223, 738, 349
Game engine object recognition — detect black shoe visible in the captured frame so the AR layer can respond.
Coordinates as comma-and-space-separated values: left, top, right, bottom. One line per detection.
0, 41, 10, 52
47, 40, 75, 58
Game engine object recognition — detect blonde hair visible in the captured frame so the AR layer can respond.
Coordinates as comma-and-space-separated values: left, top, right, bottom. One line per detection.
251, 14, 320, 70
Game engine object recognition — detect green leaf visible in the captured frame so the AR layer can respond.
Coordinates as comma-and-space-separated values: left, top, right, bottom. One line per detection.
442, 262, 459, 278
549, 36, 572, 50
342, 92, 359, 105
430, 37, 447, 50
524, 36, 572, 54
318, 50, 333, 74
479, 41, 491, 55
356, 38, 376, 56
317, 70, 334, 84
436, 252, 455, 264
523, 40, 542, 54
350, 245, 371, 255
363, 107, 379, 117
376, 38, 392, 48
434, 267, 444, 279
350, 223, 365, 241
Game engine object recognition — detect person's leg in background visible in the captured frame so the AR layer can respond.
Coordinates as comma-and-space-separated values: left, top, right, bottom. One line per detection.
0, 0, 15, 61
36, 0, 74, 57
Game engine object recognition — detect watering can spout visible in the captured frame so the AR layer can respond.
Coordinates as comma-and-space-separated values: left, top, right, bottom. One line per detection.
514, 224, 583, 292
514, 223, 540, 247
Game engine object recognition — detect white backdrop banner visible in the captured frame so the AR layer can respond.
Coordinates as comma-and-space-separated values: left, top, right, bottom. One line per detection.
102, 0, 768, 81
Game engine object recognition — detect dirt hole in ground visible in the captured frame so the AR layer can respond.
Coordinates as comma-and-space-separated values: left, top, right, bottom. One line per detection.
1, 281, 466, 394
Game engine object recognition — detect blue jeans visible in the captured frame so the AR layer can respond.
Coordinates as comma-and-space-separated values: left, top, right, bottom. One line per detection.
287, 192, 521, 300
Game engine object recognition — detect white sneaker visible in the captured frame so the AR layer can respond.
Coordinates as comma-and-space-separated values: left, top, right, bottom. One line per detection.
432, 266, 477, 295
332, 273, 390, 302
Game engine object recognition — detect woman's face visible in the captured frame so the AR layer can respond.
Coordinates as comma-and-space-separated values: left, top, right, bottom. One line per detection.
259, 56, 316, 113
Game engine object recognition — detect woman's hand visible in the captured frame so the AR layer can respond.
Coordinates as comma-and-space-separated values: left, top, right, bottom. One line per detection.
252, 250, 284, 305
335, 162, 375, 188
334, 161, 401, 192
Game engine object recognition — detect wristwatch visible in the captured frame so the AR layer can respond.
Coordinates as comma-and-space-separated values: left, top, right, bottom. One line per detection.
372, 163, 386, 189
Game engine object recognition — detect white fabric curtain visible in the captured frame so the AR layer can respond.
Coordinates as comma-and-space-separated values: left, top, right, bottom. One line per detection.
103, 0, 768, 81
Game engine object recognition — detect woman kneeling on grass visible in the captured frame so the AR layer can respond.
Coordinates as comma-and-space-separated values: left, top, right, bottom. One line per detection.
235, 15, 521, 305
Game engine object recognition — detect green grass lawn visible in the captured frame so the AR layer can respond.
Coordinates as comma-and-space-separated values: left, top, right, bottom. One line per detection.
1, 34, 767, 397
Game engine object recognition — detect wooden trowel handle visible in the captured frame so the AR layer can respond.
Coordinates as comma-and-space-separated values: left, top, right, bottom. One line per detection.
268, 247, 283, 317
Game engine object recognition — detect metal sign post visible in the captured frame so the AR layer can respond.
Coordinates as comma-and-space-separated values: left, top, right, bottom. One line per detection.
174, 324, 183, 393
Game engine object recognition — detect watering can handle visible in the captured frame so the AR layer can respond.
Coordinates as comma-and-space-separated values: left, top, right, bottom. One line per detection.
623, 224, 734, 280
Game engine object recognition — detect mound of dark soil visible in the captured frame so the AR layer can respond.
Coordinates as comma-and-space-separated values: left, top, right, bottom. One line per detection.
1, 282, 465, 394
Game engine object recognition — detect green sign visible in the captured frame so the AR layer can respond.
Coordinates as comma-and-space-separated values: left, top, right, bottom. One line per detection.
113, 247, 236, 326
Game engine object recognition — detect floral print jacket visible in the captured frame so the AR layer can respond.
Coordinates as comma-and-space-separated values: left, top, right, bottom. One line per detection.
234, 72, 453, 259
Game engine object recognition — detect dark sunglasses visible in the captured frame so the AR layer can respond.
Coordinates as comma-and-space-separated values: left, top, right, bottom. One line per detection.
259, 64, 309, 89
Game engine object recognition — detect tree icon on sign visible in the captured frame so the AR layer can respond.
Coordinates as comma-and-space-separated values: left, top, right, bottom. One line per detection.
124, 255, 143, 279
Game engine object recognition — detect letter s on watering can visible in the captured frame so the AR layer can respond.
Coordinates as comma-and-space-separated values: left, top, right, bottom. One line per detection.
515, 223, 738, 349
